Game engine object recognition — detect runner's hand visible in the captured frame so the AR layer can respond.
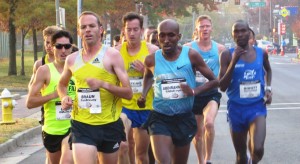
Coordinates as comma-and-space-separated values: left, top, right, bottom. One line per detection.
61, 96, 73, 110
180, 83, 194, 96
86, 78, 104, 90
264, 90, 272, 104
132, 60, 145, 73
137, 96, 146, 108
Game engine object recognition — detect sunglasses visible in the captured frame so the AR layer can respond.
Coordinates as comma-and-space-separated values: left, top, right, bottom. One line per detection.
54, 43, 72, 49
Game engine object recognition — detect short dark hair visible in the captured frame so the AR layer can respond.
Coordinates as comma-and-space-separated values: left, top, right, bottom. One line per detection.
122, 12, 143, 28
51, 30, 73, 45
113, 35, 120, 42
72, 44, 79, 53
234, 20, 250, 30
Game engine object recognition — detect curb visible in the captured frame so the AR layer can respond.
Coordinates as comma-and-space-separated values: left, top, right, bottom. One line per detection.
0, 125, 41, 156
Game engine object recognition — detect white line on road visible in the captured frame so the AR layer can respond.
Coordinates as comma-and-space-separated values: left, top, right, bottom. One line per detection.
218, 107, 300, 113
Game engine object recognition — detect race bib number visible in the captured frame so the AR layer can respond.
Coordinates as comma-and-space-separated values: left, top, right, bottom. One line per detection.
77, 88, 101, 114
195, 71, 208, 84
239, 81, 261, 98
55, 101, 72, 120
161, 78, 186, 99
130, 77, 143, 93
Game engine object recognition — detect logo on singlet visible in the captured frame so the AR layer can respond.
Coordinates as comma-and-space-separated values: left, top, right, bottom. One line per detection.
244, 69, 256, 80
177, 64, 187, 70
92, 58, 100, 63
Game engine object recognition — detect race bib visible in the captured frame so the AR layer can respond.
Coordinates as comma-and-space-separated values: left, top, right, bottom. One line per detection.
239, 81, 261, 98
161, 78, 186, 99
130, 77, 143, 93
195, 71, 208, 84
77, 88, 101, 114
55, 101, 72, 120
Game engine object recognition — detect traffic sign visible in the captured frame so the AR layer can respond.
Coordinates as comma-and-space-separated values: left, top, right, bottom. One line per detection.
280, 23, 286, 35
248, 2, 266, 8
280, 8, 290, 17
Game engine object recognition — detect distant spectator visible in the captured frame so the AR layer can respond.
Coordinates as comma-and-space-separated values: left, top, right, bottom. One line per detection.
113, 35, 121, 47
71, 44, 79, 53
149, 30, 159, 47
144, 26, 156, 42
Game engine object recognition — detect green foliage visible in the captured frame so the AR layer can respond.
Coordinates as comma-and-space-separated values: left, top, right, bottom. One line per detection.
0, 51, 42, 89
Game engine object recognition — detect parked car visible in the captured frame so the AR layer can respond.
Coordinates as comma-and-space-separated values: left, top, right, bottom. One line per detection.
256, 40, 274, 53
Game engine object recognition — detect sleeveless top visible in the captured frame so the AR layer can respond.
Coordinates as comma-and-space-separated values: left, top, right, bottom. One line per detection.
227, 46, 265, 105
120, 41, 153, 110
191, 40, 219, 95
71, 45, 122, 125
153, 46, 195, 116
42, 54, 50, 65
41, 63, 76, 135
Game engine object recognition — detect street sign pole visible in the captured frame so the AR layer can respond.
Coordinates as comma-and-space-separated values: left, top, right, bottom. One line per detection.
77, 0, 82, 49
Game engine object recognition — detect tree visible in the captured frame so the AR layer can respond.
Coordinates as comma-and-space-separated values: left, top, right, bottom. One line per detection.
8, 0, 18, 75
0, 0, 18, 75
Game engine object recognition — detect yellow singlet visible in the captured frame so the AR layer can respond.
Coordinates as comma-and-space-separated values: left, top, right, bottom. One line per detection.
71, 46, 122, 125
120, 41, 153, 110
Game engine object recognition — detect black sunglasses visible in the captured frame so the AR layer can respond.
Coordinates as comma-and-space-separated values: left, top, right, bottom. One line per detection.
54, 43, 72, 49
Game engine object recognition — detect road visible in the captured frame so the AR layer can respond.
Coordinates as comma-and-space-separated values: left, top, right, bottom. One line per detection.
1, 53, 300, 164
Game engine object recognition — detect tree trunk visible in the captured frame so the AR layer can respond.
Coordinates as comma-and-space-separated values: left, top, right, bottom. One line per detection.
20, 29, 25, 76
32, 28, 38, 62
8, 0, 18, 76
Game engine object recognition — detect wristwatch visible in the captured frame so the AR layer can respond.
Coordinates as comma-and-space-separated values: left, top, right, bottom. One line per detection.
266, 86, 272, 92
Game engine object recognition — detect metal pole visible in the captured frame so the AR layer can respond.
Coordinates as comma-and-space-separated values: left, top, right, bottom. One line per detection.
270, 0, 272, 41
192, 11, 195, 33
55, 0, 60, 26
273, 16, 276, 43
259, 7, 261, 34
77, 0, 82, 49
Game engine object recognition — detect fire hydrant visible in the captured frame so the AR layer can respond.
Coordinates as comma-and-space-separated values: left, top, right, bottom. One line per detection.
0, 88, 17, 124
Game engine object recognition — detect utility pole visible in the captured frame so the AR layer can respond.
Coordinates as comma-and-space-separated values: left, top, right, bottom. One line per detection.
270, 0, 272, 41
77, 0, 82, 48
55, 0, 60, 27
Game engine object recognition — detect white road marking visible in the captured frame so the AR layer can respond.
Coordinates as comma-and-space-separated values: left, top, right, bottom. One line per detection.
219, 102, 300, 112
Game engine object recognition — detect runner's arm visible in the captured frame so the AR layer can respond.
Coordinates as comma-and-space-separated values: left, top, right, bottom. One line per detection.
189, 49, 219, 95
26, 66, 58, 109
58, 56, 73, 110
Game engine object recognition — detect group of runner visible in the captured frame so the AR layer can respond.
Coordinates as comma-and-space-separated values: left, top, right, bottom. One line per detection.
26, 10, 272, 164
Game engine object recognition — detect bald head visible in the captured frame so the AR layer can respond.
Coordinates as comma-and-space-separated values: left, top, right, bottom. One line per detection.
158, 19, 180, 34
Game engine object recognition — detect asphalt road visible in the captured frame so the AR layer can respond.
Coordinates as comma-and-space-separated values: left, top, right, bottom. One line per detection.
1, 53, 300, 164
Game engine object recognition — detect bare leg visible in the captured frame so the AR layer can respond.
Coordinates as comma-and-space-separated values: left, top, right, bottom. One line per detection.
192, 115, 204, 164
151, 135, 173, 164
73, 143, 97, 164
60, 135, 73, 164
133, 127, 150, 164
230, 130, 248, 164
172, 143, 191, 164
248, 116, 266, 164
99, 150, 119, 164
118, 113, 132, 164
128, 128, 135, 164
203, 101, 219, 162
46, 150, 61, 164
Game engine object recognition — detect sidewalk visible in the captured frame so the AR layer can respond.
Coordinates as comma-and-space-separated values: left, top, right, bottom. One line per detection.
0, 94, 43, 163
